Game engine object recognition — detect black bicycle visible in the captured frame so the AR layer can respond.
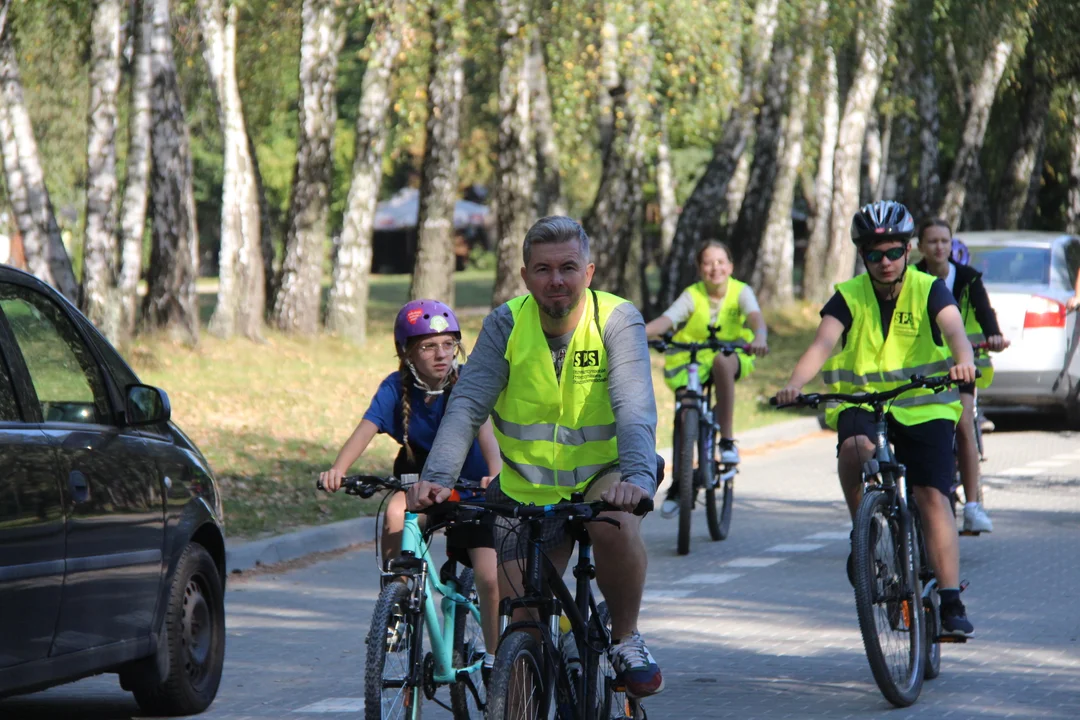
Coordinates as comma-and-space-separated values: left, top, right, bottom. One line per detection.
772, 375, 970, 707
439, 495, 653, 720
649, 328, 745, 555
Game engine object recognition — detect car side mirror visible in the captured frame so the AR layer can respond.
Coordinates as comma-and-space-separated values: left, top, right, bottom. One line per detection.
125, 384, 171, 426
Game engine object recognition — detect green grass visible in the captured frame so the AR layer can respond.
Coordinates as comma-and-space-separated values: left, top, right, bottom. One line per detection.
129, 271, 823, 539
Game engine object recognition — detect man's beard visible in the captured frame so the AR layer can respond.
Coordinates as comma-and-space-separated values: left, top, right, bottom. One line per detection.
538, 293, 580, 320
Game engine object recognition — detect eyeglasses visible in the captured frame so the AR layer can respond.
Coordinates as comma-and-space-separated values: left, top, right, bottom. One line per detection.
416, 340, 459, 357
864, 246, 906, 264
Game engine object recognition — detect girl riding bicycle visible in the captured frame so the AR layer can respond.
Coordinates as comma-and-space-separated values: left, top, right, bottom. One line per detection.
645, 240, 769, 517
319, 299, 501, 663
915, 220, 1010, 534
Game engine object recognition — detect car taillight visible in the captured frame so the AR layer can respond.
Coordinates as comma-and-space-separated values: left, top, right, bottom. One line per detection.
1023, 296, 1066, 329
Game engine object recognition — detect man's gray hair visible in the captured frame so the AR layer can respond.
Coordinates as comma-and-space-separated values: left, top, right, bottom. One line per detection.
522, 216, 590, 266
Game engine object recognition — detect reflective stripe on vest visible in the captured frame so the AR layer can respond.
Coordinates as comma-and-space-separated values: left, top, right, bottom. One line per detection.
663, 279, 755, 389
958, 283, 994, 389
822, 269, 962, 429
493, 290, 624, 504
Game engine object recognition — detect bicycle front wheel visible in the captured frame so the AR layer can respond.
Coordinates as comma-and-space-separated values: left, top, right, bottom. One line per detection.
487, 631, 548, 720
587, 601, 629, 719
450, 568, 487, 719
705, 465, 733, 541
852, 490, 925, 707
365, 581, 424, 720
675, 407, 698, 555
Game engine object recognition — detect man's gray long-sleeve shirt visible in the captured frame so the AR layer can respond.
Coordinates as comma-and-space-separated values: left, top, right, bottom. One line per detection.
423, 298, 659, 496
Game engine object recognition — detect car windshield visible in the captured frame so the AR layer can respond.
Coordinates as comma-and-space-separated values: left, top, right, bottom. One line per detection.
967, 246, 1050, 286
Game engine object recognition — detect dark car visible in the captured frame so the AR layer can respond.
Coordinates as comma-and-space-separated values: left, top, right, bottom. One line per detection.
0, 266, 226, 715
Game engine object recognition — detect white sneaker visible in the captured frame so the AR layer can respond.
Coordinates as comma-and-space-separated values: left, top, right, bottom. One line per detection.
963, 503, 993, 533
719, 440, 740, 465
660, 497, 679, 518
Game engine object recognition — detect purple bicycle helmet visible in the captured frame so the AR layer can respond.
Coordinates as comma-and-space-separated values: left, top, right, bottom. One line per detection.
394, 299, 460, 352
950, 238, 970, 265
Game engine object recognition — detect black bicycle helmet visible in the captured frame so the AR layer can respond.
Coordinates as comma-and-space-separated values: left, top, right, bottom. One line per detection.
850, 200, 915, 246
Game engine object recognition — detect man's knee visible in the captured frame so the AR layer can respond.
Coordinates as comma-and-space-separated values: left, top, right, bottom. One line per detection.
588, 512, 641, 551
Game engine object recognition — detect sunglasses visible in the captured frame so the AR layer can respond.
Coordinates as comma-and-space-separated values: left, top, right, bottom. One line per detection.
864, 246, 906, 264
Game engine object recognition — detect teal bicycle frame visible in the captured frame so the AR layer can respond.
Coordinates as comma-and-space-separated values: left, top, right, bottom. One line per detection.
399, 511, 483, 685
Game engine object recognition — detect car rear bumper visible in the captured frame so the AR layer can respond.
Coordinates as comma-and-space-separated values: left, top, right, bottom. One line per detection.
980, 369, 1076, 409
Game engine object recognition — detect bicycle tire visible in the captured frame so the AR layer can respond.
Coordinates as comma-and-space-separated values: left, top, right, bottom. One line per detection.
852, 490, 925, 708
587, 601, 628, 719
450, 568, 486, 718
911, 508, 941, 680
705, 467, 733, 542
487, 630, 548, 720
676, 407, 698, 556
365, 581, 424, 720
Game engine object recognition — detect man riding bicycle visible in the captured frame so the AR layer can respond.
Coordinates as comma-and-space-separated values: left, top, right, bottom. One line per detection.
775, 200, 977, 638
407, 216, 665, 698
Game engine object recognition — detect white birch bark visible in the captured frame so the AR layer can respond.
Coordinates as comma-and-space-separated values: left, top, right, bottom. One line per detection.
655, 110, 678, 260
802, 42, 839, 302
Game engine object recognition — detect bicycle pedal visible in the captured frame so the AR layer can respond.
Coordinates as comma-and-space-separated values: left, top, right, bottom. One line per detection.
938, 634, 969, 643
959, 530, 981, 536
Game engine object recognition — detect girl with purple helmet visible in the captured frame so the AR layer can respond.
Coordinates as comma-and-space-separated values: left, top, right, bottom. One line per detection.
319, 299, 501, 663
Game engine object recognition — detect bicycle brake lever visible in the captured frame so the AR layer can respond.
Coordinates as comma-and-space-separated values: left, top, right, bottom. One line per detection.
593, 516, 622, 529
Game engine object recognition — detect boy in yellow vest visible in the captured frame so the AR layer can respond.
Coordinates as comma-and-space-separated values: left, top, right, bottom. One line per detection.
775, 201, 978, 638
408, 216, 665, 697
645, 240, 769, 517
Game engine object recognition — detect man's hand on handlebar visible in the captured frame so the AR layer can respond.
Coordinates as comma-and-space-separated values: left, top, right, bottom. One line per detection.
949, 361, 978, 385
406, 479, 453, 510
600, 481, 649, 513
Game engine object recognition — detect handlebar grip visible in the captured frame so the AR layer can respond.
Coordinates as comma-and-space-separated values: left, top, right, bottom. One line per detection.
768, 396, 778, 406
316, 479, 325, 491
633, 497, 654, 516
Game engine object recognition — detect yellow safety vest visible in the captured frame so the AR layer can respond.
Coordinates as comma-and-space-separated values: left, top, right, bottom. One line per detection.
493, 290, 624, 504
822, 269, 962, 429
663, 280, 755, 390
956, 280, 994, 389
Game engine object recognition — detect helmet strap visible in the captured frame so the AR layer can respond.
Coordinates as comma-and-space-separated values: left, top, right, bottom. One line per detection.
405, 359, 449, 396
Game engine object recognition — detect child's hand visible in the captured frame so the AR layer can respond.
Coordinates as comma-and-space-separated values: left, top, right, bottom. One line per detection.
480, 476, 493, 489
319, 467, 346, 493
748, 336, 770, 357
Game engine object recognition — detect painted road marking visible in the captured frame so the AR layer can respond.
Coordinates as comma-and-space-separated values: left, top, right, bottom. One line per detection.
674, 573, 744, 585
766, 543, 826, 553
804, 531, 851, 541
725, 557, 785, 568
643, 589, 696, 601
295, 698, 365, 713
1026, 460, 1070, 468
998, 467, 1042, 477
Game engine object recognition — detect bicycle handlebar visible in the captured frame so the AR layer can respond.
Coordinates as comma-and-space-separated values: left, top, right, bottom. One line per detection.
769, 372, 978, 410
648, 337, 748, 355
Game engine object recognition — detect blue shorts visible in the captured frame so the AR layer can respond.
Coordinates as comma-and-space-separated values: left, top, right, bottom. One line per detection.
835, 409, 956, 497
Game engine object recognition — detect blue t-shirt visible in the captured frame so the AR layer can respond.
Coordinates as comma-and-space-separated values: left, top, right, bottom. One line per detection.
363, 372, 489, 483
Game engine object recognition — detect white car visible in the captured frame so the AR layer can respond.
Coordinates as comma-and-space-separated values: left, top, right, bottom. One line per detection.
955, 231, 1080, 424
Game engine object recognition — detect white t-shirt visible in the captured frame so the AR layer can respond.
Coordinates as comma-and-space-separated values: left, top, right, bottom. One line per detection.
944, 262, 956, 295
661, 284, 761, 327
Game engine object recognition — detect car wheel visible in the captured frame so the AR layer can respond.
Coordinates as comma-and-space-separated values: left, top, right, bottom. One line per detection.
128, 543, 225, 716
1066, 399, 1080, 431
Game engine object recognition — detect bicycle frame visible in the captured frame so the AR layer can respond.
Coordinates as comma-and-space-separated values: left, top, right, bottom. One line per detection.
497, 517, 609, 720
859, 406, 917, 583
396, 512, 484, 686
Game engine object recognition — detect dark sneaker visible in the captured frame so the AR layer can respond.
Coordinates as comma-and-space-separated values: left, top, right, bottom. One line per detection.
608, 631, 664, 698
940, 600, 974, 638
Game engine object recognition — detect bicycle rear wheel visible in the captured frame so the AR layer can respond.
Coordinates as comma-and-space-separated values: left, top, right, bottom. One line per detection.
450, 568, 486, 718
705, 466, 733, 542
911, 508, 941, 680
675, 407, 698, 556
365, 581, 424, 720
487, 631, 548, 720
852, 490, 925, 708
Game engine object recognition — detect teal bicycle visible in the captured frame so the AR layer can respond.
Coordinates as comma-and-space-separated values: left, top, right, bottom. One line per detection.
321, 475, 486, 720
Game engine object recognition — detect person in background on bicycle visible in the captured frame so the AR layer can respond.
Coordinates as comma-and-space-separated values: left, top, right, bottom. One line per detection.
644, 240, 769, 517
775, 200, 978, 638
407, 216, 666, 699
318, 299, 503, 666
916, 221, 1010, 533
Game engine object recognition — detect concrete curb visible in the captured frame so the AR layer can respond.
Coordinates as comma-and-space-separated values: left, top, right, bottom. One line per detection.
224, 415, 830, 573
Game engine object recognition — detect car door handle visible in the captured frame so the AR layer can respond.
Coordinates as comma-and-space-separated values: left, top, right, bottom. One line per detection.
68, 470, 90, 503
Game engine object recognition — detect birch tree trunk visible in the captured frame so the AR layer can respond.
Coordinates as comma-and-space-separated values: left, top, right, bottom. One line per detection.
326, 0, 405, 343
0, 21, 78, 301
583, 15, 653, 295
802, 42, 839, 302
117, 0, 154, 342
655, 109, 678, 261
81, 0, 123, 340
273, 0, 341, 334
861, 112, 882, 204
528, 30, 565, 218
730, 41, 793, 280
822, 0, 895, 291
996, 47, 1051, 230
755, 33, 815, 307
914, 16, 941, 220
658, 0, 780, 308
937, 32, 1014, 231
491, 0, 535, 307
410, 0, 465, 304
198, 0, 265, 340
1068, 87, 1080, 235
143, 0, 199, 343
